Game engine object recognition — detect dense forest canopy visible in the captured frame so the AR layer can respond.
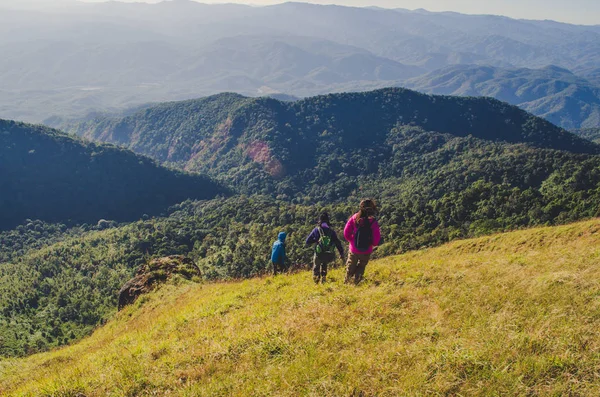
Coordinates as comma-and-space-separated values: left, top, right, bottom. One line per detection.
70, 88, 598, 198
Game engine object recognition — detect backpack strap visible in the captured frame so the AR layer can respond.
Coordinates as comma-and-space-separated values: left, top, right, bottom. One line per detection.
318, 227, 325, 238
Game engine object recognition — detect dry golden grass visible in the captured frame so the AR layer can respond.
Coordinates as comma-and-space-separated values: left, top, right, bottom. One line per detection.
3, 219, 600, 396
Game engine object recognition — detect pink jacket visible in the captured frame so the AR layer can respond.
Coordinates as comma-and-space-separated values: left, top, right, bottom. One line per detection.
344, 214, 381, 255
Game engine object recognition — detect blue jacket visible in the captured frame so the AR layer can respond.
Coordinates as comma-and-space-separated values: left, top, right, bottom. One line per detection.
271, 232, 287, 264
306, 223, 344, 258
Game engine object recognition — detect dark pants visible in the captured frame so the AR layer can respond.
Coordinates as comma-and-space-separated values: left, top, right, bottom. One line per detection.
272, 261, 286, 275
313, 253, 333, 283
345, 251, 371, 284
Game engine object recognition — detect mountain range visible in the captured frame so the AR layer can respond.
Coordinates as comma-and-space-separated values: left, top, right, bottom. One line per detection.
2, 1, 600, 127
405, 65, 600, 129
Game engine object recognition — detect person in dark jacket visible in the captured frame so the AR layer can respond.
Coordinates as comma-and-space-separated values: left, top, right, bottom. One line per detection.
271, 231, 287, 275
305, 212, 344, 284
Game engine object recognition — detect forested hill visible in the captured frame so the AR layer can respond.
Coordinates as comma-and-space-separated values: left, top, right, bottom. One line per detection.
69, 88, 599, 195
0, 120, 224, 230
574, 128, 600, 144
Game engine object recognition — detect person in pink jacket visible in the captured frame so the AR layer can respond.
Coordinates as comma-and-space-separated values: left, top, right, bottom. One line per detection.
343, 199, 381, 284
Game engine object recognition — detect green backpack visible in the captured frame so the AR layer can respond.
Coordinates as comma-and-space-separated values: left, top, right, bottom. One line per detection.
315, 227, 335, 256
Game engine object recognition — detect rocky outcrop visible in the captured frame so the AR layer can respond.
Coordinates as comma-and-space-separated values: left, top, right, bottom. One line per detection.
118, 255, 201, 310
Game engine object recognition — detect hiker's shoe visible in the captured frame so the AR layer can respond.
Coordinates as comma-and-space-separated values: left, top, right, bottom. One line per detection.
321, 276, 327, 284
313, 276, 321, 284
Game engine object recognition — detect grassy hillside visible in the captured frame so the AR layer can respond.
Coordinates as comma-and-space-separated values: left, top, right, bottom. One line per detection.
4, 219, 600, 396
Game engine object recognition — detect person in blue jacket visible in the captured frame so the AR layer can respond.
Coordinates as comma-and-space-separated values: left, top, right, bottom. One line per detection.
271, 231, 287, 275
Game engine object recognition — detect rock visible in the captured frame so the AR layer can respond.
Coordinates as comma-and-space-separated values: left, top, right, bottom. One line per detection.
118, 255, 200, 310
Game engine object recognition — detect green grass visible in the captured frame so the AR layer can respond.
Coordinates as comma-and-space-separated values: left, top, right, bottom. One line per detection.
4, 220, 600, 396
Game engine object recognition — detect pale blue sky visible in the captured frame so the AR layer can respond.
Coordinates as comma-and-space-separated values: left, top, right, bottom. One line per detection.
2, 0, 599, 25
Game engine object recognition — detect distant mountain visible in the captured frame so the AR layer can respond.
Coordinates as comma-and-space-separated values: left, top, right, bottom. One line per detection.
0, 119, 224, 230
404, 65, 600, 129
583, 68, 600, 87
266, 93, 301, 102
193, 36, 423, 84
1, 2, 600, 123
68, 88, 598, 197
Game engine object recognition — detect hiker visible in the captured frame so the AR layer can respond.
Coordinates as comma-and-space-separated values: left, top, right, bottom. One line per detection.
343, 199, 381, 284
271, 231, 287, 275
305, 212, 345, 284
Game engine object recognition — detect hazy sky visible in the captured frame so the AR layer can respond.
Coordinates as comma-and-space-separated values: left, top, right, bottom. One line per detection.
2, 0, 600, 25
